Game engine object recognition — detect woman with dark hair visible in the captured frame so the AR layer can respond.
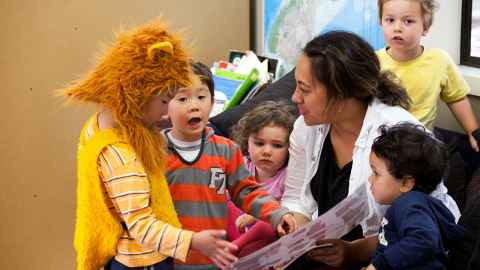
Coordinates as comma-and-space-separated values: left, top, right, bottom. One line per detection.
281, 31, 460, 269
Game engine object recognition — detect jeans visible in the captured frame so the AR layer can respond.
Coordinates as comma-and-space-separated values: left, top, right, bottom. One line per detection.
105, 258, 173, 270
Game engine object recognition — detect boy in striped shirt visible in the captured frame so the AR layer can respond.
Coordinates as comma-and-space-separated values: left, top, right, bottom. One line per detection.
164, 62, 297, 270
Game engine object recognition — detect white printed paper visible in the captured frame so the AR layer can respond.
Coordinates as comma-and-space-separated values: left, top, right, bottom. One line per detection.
226, 183, 370, 270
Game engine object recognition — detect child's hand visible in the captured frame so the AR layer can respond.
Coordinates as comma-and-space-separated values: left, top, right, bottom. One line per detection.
276, 213, 297, 236
235, 214, 257, 232
191, 230, 238, 269
469, 129, 480, 152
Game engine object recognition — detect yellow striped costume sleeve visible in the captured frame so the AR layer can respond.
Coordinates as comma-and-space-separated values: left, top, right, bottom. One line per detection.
98, 143, 193, 267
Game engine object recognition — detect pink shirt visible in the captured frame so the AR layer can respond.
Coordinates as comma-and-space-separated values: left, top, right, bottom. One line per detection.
245, 158, 286, 200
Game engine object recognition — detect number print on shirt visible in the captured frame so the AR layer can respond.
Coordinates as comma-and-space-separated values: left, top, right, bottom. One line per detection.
209, 168, 226, 194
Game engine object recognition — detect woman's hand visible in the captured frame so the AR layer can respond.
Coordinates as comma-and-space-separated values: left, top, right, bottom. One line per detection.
305, 239, 351, 267
276, 213, 297, 236
235, 214, 257, 232
191, 230, 238, 269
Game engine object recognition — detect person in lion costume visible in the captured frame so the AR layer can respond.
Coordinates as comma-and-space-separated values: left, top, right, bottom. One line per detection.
63, 19, 237, 270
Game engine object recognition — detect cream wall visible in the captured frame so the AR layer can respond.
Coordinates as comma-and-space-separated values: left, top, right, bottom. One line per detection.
422, 0, 461, 62
423, 0, 480, 132
0, 1, 248, 268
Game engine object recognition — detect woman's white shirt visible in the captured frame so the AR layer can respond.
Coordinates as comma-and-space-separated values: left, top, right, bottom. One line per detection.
281, 99, 460, 236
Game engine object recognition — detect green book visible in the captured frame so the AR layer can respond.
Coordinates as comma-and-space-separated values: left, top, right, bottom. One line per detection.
224, 68, 259, 111
214, 69, 247, 81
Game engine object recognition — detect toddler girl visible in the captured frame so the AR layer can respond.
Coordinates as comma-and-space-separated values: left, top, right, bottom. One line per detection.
227, 100, 296, 257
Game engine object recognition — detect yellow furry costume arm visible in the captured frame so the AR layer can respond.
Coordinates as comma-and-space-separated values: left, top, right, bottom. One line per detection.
98, 143, 193, 261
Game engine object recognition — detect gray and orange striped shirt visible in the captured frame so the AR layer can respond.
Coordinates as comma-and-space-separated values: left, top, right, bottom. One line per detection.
84, 116, 193, 267
165, 127, 289, 270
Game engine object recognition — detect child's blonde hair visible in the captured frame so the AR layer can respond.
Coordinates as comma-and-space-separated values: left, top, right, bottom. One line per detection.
231, 101, 296, 155
378, 0, 437, 30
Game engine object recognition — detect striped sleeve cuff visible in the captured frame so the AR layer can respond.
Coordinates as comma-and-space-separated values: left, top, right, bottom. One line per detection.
172, 229, 194, 262
269, 206, 292, 230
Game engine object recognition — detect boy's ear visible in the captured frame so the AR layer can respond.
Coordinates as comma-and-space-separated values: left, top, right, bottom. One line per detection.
422, 21, 430, 36
400, 176, 415, 192
422, 27, 429, 36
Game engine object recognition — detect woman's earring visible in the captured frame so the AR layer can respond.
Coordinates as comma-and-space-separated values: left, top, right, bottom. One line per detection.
337, 103, 344, 114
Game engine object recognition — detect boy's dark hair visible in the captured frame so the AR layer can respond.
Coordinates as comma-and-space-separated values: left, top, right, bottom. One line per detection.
372, 122, 448, 194
231, 100, 296, 155
191, 61, 214, 100
303, 31, 411, 112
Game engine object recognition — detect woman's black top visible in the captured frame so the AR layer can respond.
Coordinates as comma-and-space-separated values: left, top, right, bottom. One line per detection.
286, 133, 365, 270
309, 132, 363, 241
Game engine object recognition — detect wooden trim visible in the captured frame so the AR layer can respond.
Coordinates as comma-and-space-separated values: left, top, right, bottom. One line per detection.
249, 0, 257, 52
461, 0, 480, 68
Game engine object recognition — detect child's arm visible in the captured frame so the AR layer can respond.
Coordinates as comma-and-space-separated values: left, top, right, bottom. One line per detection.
371, 205, 441, 269
447, 97, 479, 152
440, 52, 479, 152
99, 145, 237, 265
227, 145, 296, 234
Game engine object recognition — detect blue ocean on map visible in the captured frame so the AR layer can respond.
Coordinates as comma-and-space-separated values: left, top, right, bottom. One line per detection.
264, 0, 282, 44
321, 1, 385, 49
264, 0, 384, 50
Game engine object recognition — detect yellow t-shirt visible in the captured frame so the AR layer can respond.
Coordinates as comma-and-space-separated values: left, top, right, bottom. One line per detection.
377, 48, 470, 130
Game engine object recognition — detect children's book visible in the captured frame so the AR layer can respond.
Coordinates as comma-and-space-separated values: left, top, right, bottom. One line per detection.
223, 68, 259, 111
240, 80, 268, 104
215, 69, 247, 81
213, 68, 251, 101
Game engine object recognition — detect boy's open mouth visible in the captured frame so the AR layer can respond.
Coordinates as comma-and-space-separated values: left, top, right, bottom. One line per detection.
188, 117, 202, 125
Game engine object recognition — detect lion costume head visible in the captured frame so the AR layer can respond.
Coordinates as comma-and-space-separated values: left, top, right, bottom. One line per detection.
64, 19, 191, 173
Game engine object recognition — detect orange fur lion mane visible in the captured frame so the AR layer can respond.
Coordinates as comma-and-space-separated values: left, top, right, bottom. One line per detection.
64, 18, 192, 173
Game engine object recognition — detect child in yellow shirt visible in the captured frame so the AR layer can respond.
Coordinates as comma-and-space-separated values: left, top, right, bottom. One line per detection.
376, 0, 479, 151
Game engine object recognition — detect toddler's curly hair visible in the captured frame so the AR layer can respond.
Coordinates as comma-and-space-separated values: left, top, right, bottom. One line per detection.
231, 100, 296, 155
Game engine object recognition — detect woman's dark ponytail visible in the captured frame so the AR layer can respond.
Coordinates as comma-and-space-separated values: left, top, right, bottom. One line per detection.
376, 71, 411, 110
303, 31, 412, 110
